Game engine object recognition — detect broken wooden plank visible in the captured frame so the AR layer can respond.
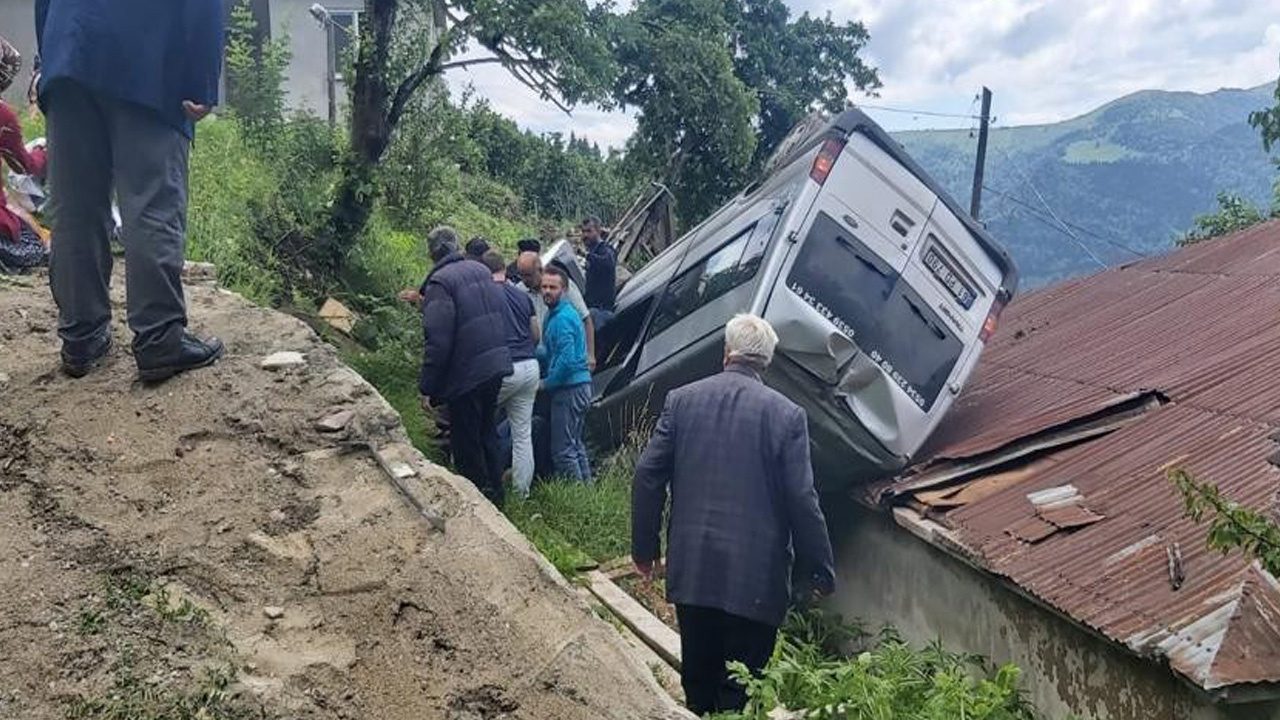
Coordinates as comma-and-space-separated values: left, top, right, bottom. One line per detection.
585, 570, 681, 670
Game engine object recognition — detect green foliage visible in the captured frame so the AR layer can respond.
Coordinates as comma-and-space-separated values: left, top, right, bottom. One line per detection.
186, 118, 293, 304
65, 665, 253, 720
1248, 77, 1280, 154
716, 612, 1035, 720
504, 470, 634, 566
224, 0, 291, 148
1170, 467, 1280, 576
614, 0, 759, 224
1175, 192, 1266, 246
898, 85, 1279, 287
445, 0, 620, 109
726, 0, 880, 171
379, 89, 631, 235
615, 0, 878, 226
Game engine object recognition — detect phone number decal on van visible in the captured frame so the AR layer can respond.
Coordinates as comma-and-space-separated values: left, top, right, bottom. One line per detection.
788, 281, 928, 410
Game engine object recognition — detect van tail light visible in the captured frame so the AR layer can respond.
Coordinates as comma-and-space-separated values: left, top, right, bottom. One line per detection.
979, 296, 1008, 343
810, 138, 846, 185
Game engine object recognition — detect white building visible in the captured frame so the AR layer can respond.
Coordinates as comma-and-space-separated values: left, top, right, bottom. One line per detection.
0, 0, 361, 120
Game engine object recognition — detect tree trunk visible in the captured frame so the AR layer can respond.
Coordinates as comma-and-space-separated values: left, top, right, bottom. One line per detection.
322, 0, 399, 271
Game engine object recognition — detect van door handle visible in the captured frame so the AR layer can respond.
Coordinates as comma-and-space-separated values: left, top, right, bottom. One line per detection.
890, 210, 916, 238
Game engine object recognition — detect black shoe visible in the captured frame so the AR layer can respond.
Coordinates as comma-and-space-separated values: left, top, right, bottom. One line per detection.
136, 333, 225, 383
61, 334, 114, 378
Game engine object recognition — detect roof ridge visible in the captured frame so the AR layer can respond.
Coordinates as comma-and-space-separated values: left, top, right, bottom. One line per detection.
1204, 564, 1280, 689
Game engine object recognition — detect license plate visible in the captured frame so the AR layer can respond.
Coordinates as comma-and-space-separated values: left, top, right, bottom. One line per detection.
924, 248, 976, 310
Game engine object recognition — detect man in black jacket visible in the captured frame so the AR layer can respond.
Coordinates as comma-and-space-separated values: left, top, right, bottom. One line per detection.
632, 314, 835, 716
418, 226, 513, 505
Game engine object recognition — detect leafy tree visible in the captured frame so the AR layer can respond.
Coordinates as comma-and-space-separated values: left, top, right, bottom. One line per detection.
1170, 468, 1280, 577
326, 0, 619, 273
223, 0, 292, 148
614, 0, 760, 224
1248, 79, 1280, 155
1175, 192, 1266, 246
726, 0, 880, 171
615, 0, 879, 226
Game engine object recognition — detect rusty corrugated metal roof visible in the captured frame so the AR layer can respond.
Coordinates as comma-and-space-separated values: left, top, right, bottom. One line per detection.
886, 220, 1280, 694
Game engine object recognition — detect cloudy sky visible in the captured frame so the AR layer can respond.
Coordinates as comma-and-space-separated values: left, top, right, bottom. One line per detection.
446, 0, 1280, 150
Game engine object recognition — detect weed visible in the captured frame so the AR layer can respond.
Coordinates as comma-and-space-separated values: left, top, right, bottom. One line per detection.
152, 586, 212, 627
713, 610, 1039, 720
77, 609, 106, 636
103, 570, 152, 612
64, 664, 257, 720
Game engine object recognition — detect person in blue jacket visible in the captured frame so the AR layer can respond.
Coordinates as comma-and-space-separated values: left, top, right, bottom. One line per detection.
36, 0, 226, 381
539, 264, 593, 482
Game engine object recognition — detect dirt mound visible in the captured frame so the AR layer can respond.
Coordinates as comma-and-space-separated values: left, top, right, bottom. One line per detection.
0, 271, 686, 719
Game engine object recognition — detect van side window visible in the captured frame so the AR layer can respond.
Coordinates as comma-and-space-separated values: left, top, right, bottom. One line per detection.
649, 223, 764, 338
595, 296, 654, 372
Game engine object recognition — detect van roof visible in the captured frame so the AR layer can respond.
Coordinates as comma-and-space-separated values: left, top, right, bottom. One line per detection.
775, 108, 1020, 299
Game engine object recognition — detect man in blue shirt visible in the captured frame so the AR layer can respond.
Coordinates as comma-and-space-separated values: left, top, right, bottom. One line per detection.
540, 265, 593, 482
36, 0, 226, 381
580, 216, 617, 332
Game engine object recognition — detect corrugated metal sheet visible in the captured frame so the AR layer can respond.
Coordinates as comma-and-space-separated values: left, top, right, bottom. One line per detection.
887, 220, 1280, 693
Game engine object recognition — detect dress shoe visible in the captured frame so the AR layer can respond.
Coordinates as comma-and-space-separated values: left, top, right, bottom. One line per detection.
136, 333, 225, 383
61, 333, 113, 378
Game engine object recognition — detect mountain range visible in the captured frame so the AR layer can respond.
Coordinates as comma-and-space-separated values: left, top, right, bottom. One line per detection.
893, 83, 1277, 289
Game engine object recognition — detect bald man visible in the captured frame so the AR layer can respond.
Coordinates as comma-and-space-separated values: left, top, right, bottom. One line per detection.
515, 251, 596, 370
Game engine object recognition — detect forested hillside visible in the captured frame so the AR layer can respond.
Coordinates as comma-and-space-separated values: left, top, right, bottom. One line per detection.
897, 84, 1278, 287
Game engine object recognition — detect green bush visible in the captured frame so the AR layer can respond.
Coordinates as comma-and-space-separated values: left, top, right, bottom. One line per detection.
716, 613, 1037, 720
187, 117, 285, 304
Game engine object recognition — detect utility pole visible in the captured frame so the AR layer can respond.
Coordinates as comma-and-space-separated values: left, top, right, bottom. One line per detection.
970, 86, 992, 220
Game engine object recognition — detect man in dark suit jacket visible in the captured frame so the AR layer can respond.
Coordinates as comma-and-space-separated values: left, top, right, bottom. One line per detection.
632, 314, 835, 716
37, 0, 227, 381
419, 226, 513, 505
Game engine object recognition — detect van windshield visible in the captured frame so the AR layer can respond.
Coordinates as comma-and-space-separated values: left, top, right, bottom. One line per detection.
786, 212, 962, 411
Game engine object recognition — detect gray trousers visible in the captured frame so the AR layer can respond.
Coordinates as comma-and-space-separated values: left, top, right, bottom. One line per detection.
46, 80, 190, 363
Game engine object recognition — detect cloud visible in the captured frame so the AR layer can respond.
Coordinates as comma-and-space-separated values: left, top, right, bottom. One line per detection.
449, 0, 1280, 145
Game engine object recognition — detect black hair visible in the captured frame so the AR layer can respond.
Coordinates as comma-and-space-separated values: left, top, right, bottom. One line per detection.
517, 238, 541, 253
542, 263, 569, 288
465, 236, 490, 259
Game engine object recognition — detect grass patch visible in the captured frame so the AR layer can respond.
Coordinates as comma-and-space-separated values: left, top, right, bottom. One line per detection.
65, 664, 255, 720
503, 469, 633, 566
501, 500, 598, 576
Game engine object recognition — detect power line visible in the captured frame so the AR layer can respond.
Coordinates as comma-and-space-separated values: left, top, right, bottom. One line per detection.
981, 184, 1148, 259
991, 145, 1109, 270
854, 103, 982, 121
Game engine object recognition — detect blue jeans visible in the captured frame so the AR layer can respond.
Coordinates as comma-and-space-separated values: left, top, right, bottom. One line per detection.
549, 382, 593, 482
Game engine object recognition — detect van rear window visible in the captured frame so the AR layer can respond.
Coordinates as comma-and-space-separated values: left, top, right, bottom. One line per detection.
786, 212, 962, 411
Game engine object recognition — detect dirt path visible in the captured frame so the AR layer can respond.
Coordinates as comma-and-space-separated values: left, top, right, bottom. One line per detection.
0, 271, 687, 720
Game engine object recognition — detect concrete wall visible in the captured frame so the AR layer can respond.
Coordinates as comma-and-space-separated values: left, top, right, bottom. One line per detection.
826, 504, 1280, 720
271, 0, 361, 118
0, 0, 38, 108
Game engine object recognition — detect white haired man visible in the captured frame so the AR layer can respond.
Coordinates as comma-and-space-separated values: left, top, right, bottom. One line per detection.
631, 314, 836, 716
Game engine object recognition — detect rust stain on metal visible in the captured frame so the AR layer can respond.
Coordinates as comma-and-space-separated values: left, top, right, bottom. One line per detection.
882, 220, 1280, 694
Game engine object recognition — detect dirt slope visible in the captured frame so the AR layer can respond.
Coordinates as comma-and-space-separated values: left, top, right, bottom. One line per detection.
0, 271, 686, 720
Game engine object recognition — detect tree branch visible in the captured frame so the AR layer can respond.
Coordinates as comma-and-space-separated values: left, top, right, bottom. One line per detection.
386, 40, 446, 132
384, 0, 451, 132
437, 56, 515, 72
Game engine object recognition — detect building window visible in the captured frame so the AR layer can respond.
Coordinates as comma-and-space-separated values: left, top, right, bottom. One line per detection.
328, 10, 360, 81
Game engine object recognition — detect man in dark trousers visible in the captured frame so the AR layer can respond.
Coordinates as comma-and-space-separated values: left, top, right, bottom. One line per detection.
37, 0, 226, 381
580, 216, 617, 332
631, 314, 835, 716
418, 227, 513, 505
